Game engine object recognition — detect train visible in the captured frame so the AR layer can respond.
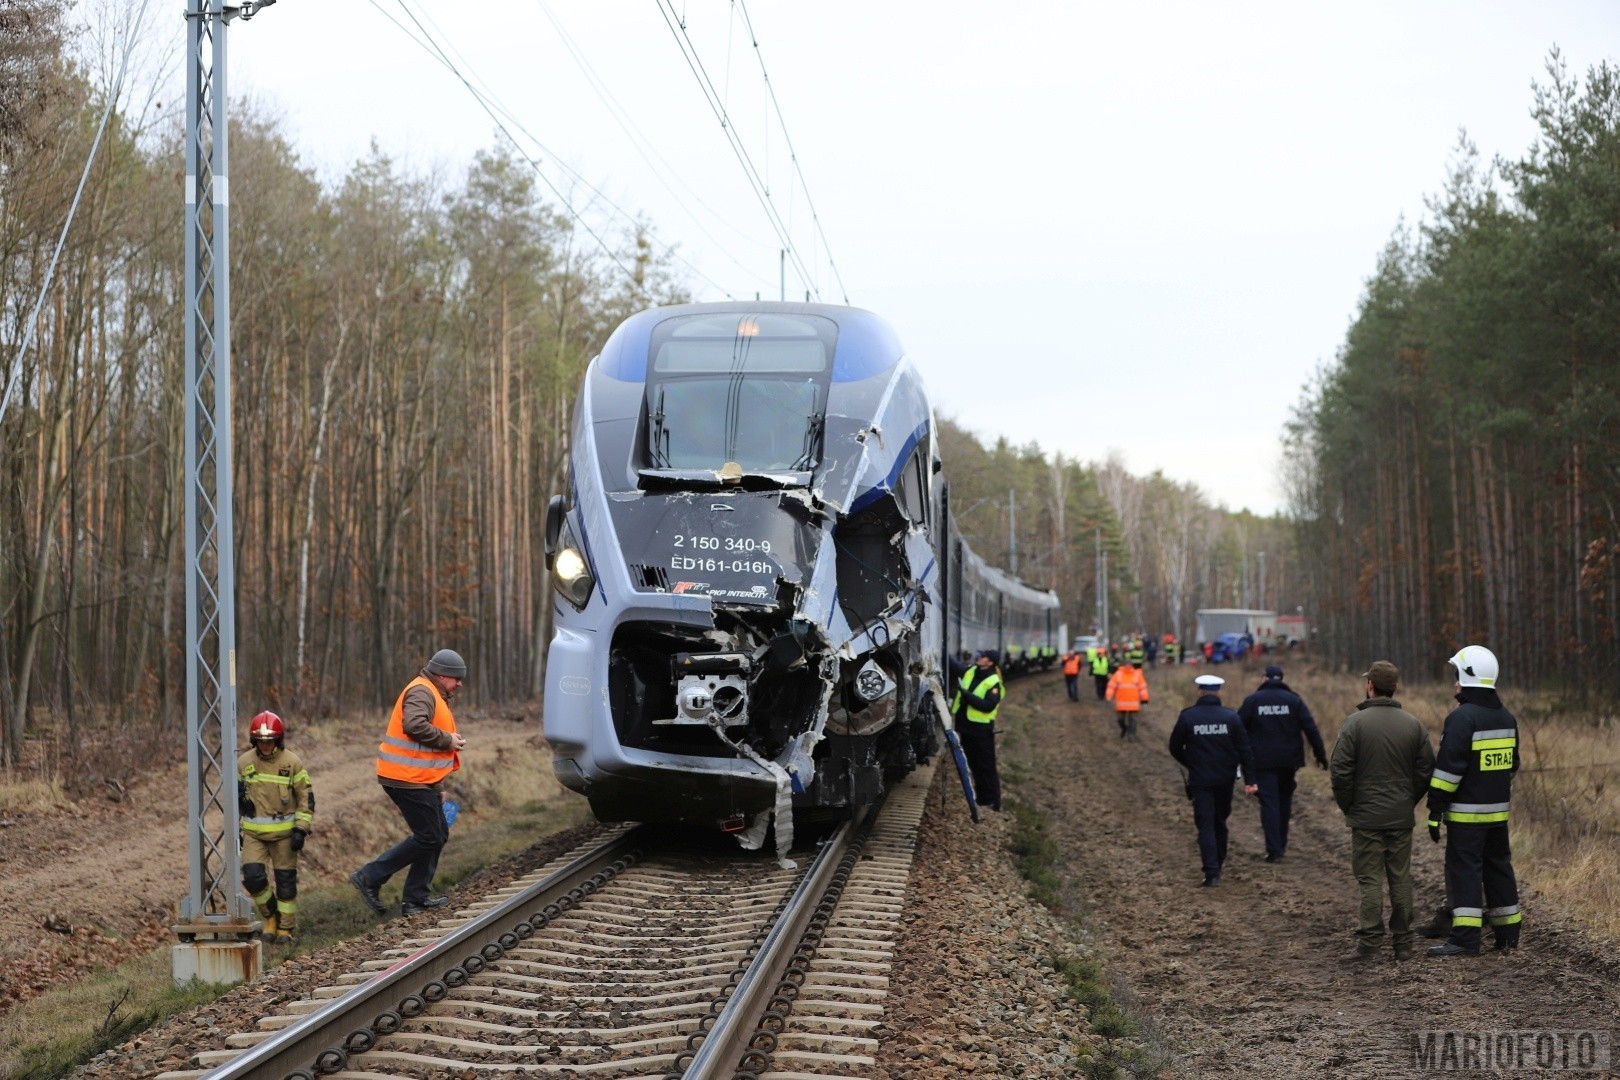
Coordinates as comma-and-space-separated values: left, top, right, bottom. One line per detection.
541, 301, 1060, 857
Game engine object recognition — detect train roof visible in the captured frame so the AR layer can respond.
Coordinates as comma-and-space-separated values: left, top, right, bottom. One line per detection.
593, 302, 906, 385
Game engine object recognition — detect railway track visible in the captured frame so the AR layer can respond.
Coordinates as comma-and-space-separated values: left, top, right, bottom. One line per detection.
160, 756, 937, 1080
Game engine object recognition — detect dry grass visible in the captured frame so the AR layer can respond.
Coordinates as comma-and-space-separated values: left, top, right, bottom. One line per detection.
0, 776, 69, 814
1202, 657, 1620, 944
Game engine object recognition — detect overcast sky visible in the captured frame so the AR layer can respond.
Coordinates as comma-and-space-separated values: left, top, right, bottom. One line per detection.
187, 1, 1620, 516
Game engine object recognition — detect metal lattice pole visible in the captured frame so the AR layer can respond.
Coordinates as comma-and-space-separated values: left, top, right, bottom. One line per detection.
177, 0, 271, 979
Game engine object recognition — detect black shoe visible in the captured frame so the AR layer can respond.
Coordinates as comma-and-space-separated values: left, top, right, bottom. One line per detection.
1415, 915, 1449, 939
401, 896, 451, 916
1427, 942, 1481, 957
349, 871, 387, 916
1200, 873, 1220, 887
1264, 853, 1284, 863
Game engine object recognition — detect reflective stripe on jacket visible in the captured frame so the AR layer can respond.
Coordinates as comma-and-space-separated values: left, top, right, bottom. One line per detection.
1105, 666, 1148, 711
238, 747, 314, 837
377, 675, 460, 784
1427, 694, 1517, 826
1089, 650, 1111, 676
952, 667, 1004, 724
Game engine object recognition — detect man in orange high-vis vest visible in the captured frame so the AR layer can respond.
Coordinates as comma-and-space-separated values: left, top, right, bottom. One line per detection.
350, 649, 468, 918
1062, 648, 1083, 701
1106, 658, 1149, 741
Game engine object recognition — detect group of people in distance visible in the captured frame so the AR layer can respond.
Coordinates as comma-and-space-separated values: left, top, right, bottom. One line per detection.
1167, 648, 1520, 961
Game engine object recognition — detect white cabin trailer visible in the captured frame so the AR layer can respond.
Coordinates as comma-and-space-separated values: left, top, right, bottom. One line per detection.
1195, 608, 1277, 644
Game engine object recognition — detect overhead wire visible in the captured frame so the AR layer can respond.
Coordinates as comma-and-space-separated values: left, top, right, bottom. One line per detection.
736, 0, 848, 303
2, 0, 158, 421
654, 0, 822, 302
529, 0, 777, 288
372, 0, 735, 298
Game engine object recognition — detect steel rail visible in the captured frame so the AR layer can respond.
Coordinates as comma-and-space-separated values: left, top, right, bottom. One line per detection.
203, 825, 648, 1080
678, 805, 872, 1079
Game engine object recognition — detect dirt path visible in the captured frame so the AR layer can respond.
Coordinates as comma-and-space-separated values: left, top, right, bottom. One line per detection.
0, 710, 546, 1013
1008, 668, 1620, 1079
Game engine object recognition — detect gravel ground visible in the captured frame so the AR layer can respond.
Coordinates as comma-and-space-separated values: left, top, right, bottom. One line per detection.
60, 665, 1620, 1079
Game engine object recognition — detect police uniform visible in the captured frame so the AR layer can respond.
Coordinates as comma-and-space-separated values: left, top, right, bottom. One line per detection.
1237, 665, 1327, 860
238, 744, 313, 938
1169, 676, 1257, 886
952, 654, 1005, 812
1425, 647, 1521, 955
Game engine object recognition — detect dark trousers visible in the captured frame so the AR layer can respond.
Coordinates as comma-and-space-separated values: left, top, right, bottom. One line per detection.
1093, 673, 1109, 700
1254, 768, 1298, 857
359, 786, 449, 906
1065, 673, 1081, 701
1116, 710, 1138, 740
1190, 784, 1234, 877
1351, 827, 1414, 950
957, 720, 1000, 811
1444, 824, 1519, 949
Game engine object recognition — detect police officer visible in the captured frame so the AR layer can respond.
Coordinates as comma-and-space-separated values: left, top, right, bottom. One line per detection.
1237, 663, 1327, 861
1422, 645, 1522, 956
1170, 674, 1258, 886
238, 712, 314, 944
952, 650, 1005, 812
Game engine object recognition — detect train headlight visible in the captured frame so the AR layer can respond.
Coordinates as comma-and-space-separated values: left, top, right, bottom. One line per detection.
551, 521, 595, 609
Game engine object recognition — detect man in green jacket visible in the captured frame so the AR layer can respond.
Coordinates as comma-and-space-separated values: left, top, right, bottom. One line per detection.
1329, 660, 1435, 963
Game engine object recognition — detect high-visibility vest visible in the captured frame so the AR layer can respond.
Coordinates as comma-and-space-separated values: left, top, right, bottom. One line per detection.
377, 676, 460, 784
1063, 652, 1082, 676
953, 667, 1004, 724
1090, 649, 1111, 676
1106, 667, 1149, 711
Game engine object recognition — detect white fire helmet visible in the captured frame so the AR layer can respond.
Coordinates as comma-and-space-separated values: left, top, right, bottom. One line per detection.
1448, 645, 1499, 688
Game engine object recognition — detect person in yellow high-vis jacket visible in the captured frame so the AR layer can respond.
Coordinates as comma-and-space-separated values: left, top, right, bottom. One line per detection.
952, 650, 1005, 812
238, 711, 313, 944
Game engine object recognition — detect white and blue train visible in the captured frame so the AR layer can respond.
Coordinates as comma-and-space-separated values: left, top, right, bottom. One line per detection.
542, 302, 1059, 852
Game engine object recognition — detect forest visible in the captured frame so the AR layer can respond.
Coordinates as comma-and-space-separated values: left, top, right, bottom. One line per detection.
1285, 52, 1620, 696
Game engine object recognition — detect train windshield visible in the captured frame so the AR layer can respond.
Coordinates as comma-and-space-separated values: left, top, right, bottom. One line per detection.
643, 313, 836, 476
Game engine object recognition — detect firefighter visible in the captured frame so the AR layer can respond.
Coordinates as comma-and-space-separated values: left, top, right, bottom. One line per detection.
1169, 674, 1259, 886
1105, 657, 1149, 740
238, 712, 314, 945
1062, 647, 1084, 702
1125, 638, 1146, 668
1237, 663, 1328, 861
1421, 645, 1522, 956
1090, 644, 1112, 701
952, 650, 1005, 812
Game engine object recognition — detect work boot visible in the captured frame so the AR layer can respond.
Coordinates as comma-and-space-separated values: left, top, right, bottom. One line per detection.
1340, 947, 1378, 965
1200, 873, 1220, 888
1427, 942, 1481, 958
1492, 925, 1521, 951
258, 912, 278, 942
270, 930, 295, 946
401, 896, 451, 916
1394, 945, 1415, 962
1415, 910, 1450, 939
349, 871, 387, 916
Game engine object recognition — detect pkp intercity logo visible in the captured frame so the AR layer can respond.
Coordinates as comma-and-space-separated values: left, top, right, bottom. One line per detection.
1410, 1030, 1609, 1073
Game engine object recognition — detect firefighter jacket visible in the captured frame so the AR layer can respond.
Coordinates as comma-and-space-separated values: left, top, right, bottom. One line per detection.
238, 746, 314, 839
1125, 645, 1146, 666
1329, 697, 1434, 830
1169, 694, 1257, 789
1237, 679, 1327, 770
377, 675, 461, 787
952, 666, 1004, 724
1089, 649, 1111, 677
1062, 652, 1083, 677
1105, 666, 1149, 711
1427, 688, 1517, 827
